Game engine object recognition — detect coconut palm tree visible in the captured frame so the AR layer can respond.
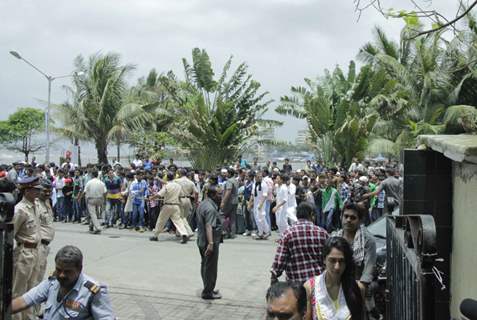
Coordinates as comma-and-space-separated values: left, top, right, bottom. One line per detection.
55, 53, 159, 164
360, 25, 475, 153
277, 61, 379, 167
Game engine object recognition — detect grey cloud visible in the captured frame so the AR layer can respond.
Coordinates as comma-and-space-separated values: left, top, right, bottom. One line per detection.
0, 0, 459, 142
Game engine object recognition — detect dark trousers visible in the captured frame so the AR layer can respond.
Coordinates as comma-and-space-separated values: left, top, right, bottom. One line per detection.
198, 244, 220, 295
243, 200, 256, 231
222, 204, 237, 236
64, 197, 73, 221
149, 206, 160, 230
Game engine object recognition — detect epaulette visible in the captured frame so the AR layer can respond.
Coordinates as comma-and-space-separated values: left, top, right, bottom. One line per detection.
84, 280, 100, 294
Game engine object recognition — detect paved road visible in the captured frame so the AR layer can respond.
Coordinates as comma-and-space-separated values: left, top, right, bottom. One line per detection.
46, 223, 277, 319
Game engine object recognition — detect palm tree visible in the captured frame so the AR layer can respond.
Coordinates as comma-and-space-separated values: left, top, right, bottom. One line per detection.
277, 61, 379, 167
362, 24, 477, 154
66, 53, 134, 164
55, 53, 159, 164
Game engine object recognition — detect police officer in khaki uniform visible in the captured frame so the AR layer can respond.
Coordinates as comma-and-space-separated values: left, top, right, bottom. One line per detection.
149, 171, 189, 244
12, 176, 42, 320
34, 179, 55, 292
176, 169, 198, 237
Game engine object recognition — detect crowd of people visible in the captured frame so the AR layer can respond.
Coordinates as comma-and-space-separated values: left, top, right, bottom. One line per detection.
2, 155, 402, 236
3, 153, 402, 319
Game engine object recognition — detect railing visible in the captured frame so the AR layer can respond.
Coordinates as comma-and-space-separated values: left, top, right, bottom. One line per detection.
386, 215, 439, 320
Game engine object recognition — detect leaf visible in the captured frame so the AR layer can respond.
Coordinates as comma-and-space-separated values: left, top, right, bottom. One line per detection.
403, 13, 419, 27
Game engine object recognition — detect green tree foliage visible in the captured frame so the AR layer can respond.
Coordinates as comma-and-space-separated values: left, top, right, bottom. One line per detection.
0, 107, 44, 161
125, 69, 178, 159
55, 53, 154, 164
361, 22, 477, 155
277, 62, 378, 167
161, 48, 273, 170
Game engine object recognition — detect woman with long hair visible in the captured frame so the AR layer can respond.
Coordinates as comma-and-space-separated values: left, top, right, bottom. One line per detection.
304, 237, 363, 320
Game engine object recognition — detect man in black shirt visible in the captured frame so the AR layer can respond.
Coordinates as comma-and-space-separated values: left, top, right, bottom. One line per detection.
282, 158, 292, 173
196, 185, 222, 300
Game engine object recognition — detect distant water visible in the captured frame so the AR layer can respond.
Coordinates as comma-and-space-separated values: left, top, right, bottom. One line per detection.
0, 138, 307, 170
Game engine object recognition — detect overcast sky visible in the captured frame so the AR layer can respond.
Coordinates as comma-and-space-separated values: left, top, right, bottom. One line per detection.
0, 0, 459, 142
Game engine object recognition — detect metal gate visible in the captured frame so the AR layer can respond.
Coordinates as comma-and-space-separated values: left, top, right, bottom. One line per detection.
386, 215, 439, 320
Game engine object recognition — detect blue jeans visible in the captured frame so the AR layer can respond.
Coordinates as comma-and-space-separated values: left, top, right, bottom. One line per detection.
325, 209, 338, 232
73, 198, 82, 221
106, 199, 122, 226
132, 202, 145, 227
315, 207, 325, 228
56, 197, 65, 221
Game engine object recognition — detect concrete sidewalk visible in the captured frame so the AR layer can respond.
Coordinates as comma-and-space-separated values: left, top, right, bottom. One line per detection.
47, 222, 277, 319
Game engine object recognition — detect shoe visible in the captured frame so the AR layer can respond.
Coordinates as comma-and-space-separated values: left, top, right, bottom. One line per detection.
93, 230, 101, 235
181, 235, 188, 244
201, 292, 222, 300
149, 236, 158, 241
135, 227, 139, 231
251, 232, 257, 237
243, 231, 251, 236
139, 227, 145, 233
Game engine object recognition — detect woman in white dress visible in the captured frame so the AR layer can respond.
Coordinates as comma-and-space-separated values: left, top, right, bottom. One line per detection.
304, 237, 363, 320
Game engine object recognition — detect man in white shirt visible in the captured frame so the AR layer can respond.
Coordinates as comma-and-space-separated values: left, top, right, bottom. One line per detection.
286, 177, 298, 224
348, 157, 365, 173
84, 170, 107, 234
132, 154, 143, 168
61, 157, 76, 170
272, 174, 289, 237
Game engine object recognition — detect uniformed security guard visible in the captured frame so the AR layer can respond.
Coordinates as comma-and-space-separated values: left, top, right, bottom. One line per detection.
33, 178, 56, 317
176, 169, 198, 237
149, 171, 189, 244
11, 245, 115, 319
12, 176, 42, 320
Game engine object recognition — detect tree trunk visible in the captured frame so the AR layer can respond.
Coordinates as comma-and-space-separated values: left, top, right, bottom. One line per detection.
74, 137, 82, 167
116, 140, 121, 163
95, 137, 108, 164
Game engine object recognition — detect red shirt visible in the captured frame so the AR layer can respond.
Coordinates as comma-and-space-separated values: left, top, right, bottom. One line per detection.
271, 219, 329, 283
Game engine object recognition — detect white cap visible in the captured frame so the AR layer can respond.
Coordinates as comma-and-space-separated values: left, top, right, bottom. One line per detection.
359, 176, 369, 183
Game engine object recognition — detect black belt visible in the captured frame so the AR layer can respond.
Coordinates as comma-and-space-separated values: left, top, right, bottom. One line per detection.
41, 239, 50, 246
21, 242, 38, 249
164, 203, 180, 206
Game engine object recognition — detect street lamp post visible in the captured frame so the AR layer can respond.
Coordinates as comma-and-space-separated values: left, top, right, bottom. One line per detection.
9, 50, 82, 163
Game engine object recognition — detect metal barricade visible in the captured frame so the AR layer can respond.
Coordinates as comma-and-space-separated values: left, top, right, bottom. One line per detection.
386, 215, 438, 320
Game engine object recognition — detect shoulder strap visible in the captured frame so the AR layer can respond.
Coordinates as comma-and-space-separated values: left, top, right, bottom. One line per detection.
84, 280, 100, 294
